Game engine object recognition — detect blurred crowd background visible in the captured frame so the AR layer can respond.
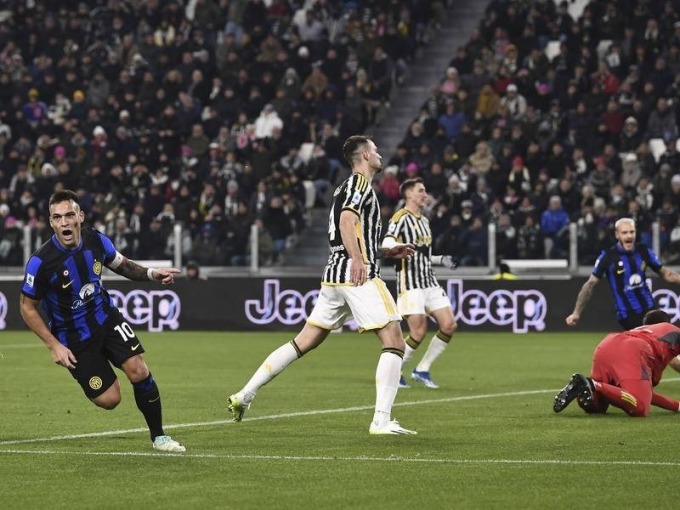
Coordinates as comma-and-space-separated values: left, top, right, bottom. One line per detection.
0, 0, 679, 270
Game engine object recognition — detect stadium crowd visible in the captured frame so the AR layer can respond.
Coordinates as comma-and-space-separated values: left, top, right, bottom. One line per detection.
0, 0, 444, 267
2, 0, 680, 270
386, 0, 680, 267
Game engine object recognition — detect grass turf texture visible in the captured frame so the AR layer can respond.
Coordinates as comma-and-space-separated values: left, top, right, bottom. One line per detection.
1, 331, 679, 509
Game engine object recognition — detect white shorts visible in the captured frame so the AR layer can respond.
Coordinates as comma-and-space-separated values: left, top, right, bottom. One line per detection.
397, 286, 451, 317
307, 278, 401, 332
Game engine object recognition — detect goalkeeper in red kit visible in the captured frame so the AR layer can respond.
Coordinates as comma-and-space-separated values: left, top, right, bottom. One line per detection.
554, 309, 680, 417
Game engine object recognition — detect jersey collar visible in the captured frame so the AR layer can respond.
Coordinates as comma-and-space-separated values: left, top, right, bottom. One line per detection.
51, 234, 83, 253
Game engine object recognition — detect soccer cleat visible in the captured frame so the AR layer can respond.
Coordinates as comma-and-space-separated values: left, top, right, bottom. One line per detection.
399, 375, 410, 388
411, 369, 439, 389
227, 392, 250, 422
369, 420, 417, 435
553, 373, 590, 413
152, 435, 186, 453
577, 376, 596, 409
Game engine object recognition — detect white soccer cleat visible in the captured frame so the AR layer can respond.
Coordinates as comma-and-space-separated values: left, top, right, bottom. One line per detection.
369, 420, 417, 435
152, 435, 186, 453
227, 392, 250, 422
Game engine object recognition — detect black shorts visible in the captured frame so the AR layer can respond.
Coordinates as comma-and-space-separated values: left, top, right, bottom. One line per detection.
618, 311, 645, 331
67, 309, 146, 399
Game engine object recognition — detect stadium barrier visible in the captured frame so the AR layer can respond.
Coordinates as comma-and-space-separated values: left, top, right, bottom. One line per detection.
1, 277, 679, 334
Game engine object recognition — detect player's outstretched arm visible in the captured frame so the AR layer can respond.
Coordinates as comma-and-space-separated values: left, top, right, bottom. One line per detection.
19, 294, 77, 369
431, 255, 459, 269
566, 274, 600, 326
659, 266, 680, 284
379, 236, 415, 260
380, 243, 415, 259
108, 252, 180, 285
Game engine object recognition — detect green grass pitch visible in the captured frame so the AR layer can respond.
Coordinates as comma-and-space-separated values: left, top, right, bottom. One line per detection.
1, 330, 679, 509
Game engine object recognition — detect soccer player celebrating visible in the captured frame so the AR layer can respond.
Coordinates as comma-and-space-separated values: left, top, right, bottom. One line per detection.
554, 309, 680, 416
381, 178, 457, 389
20, 190, 185, 452
565, 217, 680, 370
228, 135, 417, 435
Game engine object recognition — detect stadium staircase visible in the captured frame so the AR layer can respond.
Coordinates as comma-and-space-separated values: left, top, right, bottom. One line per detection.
283, 0, 488, 267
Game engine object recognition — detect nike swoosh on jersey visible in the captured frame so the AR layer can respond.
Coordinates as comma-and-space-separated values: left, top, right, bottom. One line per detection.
62, 281, 74, 288
131, 344, 141, 351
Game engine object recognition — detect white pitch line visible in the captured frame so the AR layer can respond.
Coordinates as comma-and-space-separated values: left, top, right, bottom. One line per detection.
0, 388, 555, 446
1, 449, 680, 467
0, 344, 42, 349
2, 378, 680, 447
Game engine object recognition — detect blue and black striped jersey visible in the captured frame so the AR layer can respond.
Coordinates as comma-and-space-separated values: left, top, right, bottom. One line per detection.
592, 243, 663, 321
21, 226, 118, 346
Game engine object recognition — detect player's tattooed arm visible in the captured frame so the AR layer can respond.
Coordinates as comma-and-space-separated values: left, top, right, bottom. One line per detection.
572, 275, 599, 315
110, 257, 149, 281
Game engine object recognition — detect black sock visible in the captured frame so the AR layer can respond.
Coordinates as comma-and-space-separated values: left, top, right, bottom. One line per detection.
133, 373, 164, 441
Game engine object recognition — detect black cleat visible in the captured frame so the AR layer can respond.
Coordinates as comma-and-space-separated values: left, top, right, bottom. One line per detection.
553, 373, 589, 413
577, 376, 596, 409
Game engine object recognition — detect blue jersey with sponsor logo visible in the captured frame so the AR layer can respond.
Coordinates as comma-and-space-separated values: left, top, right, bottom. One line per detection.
592, 243, 663, 321
21, 226, 118, 346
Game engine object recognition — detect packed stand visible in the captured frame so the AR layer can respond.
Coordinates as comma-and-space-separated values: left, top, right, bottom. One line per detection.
386, 0, 680, 267
0, 0, 445, 267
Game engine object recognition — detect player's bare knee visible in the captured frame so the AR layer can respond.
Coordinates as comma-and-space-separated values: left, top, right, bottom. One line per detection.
408, 320, 427, 342
440, 319, 457, 337
94, 396, 120, 410
410, 329, 426, 343
123, 356, 150, 383
294, 323, 329, 354
378, 321, 406, 350
92, 385, 121, 410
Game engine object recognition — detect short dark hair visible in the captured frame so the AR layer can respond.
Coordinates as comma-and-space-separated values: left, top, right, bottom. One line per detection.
400, 177, 424, 198
342, 135, 371, 167
49, 190, 79, 208
642, 309, 670, 325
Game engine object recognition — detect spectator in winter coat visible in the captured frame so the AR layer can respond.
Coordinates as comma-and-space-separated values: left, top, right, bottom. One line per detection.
646, 97, 678, 140
438, 101, 466, 142
540, 195, 570, 258
254, 104, 284, 140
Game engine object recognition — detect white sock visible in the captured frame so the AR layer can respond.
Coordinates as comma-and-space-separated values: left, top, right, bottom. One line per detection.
372, 351, 401, 428
241, 342, 300, 402
415, 336, 449, 372
402, 343, 416, 366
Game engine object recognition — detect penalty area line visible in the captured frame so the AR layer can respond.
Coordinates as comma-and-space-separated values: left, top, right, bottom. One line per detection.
0, 449, 679, 467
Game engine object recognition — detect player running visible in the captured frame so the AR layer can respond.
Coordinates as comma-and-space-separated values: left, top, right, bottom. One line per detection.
227, 135, 417, 434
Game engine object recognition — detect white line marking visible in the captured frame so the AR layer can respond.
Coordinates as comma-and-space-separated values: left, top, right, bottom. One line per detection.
0, 344, 42, 349
1, 378, 679, 447
0, 389, 554, 446
1, 449, 679, 467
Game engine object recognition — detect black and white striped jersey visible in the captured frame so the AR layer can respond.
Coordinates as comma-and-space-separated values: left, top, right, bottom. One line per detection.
322, 173, 382, 284
384, 208, 439, 294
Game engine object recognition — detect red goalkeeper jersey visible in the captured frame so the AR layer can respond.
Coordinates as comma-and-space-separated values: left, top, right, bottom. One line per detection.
625, 323, 680, 386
